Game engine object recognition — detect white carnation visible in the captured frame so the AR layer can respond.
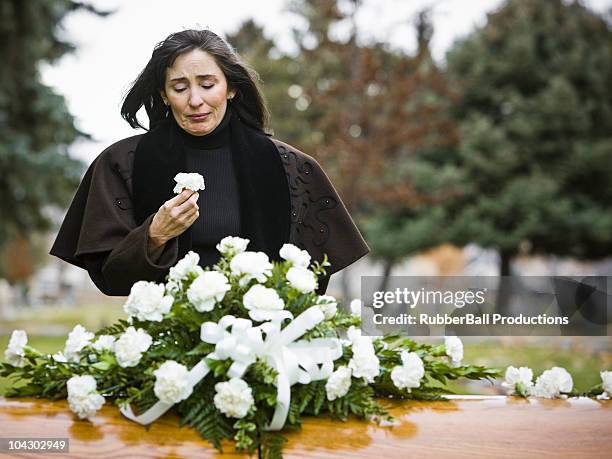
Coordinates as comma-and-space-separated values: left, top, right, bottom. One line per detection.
216, 236, 250, 256
349, 347, 380, 383
501, 366, 534, 395
444, 336, 463, 365
317, 295, 338, 319
279, 243, 311, 268
114, 327, 153, 368
52, 352, 68, 363
213, 378, 254, 419
67, 375, 105, 420
346, 325, 368, 344
4, 330, 28, 367
92, 335, 116, 352
243, 284, 292, 322
534, 367, 573, 399
168, 251, 200, 282
391, 351, 424, 391
123, 281, 173, 322
350, 299, 362, 317
187, 271, 230, 312
153, 360, 194, 404
173, 172, 205, 193
165, 279, 181, 296
601, 371, 612, 394
347, 327, 380, 383
286, 266, 317, 293
64, 325, 94, 363
230, 251, 273, 287
326, 366, 352, 401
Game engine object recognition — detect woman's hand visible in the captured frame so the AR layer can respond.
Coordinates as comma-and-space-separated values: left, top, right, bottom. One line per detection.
148, 190, 200, 251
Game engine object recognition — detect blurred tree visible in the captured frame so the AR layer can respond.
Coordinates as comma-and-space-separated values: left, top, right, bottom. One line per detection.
360, 10, 463, 288
225, 20, 300, 140
1, 234, 34, 305
446, 0, 612, 310
0, 1, 106, 278
287, 1, 461, 291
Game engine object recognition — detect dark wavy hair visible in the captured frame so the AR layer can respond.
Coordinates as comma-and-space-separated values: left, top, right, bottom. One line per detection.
121, 29, 269, 132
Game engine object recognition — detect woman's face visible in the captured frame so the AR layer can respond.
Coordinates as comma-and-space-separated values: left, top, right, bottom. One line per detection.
161, 49, 234, 136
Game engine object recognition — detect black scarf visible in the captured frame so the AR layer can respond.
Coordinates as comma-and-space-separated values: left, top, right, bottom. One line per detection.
132, 105, 291, 262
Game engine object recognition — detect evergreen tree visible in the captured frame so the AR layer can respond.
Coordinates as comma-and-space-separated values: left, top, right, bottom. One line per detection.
0, 1, 105, 265
446, 0, 612, 280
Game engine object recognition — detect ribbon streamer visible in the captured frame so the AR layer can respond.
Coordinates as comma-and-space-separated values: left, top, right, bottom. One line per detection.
120, 306, 342, 431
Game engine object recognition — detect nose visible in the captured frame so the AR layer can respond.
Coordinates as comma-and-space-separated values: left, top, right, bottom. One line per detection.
189, 88, 204, 107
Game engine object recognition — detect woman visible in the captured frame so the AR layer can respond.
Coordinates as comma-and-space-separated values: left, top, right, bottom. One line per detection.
50, 29, 368, 296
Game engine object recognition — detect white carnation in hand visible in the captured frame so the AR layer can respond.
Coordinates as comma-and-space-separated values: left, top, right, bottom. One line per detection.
92, 335, 116, 353
243, 284, 292, 322
214, 378, 254, 419
216, 236, 250, 256
316, 295, 338, 320
230, 251, 273, 287
64, 325, 95, 363
326, 366, 352, 401
173, 172, 205, 193
114, 327, 153, 368
444, 336, 463, 365
347, 327, 380, 383
4, 330, 28, 367
67, 375, 105, 420
533, 367, 573, 399
601, 371, 612, 394
187, 271, 231, 312
391, 351, 424, 391
501, 366, 534, 395
123, 281, 173, 322
168, 251, 201, 282
153, 360, 194, 404
286, 266, 317, 293
279, 243, 311, 268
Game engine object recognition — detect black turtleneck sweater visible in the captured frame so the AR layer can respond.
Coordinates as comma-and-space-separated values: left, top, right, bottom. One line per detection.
177, 107, 240, 268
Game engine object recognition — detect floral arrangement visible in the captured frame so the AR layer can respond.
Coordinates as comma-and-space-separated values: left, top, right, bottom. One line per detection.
2, 236, 502, 457
502, 365, 612, 400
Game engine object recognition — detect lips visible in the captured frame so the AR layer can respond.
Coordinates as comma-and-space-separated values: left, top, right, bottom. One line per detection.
188, 113, 210, 121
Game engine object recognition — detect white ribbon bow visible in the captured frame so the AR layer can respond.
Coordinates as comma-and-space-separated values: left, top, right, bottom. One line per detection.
120, 306, 342, 430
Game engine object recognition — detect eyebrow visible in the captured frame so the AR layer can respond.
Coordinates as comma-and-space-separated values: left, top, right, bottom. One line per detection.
169, 74, 218, 83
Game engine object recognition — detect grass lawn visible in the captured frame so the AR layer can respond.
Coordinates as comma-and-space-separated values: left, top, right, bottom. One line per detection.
0, 302, 125, 333
445, 337, 611, 394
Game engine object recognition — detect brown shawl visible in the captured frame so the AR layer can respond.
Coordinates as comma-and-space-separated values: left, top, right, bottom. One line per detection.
50, 124, 369, 292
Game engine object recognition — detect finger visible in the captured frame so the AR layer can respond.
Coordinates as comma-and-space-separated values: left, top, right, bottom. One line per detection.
166, 189, 195, 208
175, 192, 200, 214
187, 209, 200, 226
168, 194, 198, 218
175, 207, 199, 228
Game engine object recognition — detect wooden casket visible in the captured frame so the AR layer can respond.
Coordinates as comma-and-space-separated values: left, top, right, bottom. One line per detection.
0, 395, 610, 458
